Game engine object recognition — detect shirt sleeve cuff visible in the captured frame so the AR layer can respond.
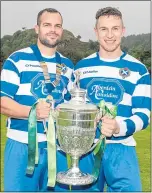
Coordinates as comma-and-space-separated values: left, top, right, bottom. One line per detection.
113, 117, 127, 137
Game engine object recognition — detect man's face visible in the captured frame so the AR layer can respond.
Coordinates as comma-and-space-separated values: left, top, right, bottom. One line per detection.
95, 15, 125, 52
35, 11, 63, 48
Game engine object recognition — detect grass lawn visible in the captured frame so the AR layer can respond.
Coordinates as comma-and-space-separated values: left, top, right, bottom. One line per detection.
134, 125, 151, 191
0, 115, 151, 191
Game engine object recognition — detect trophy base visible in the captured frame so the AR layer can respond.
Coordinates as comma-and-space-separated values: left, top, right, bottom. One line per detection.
56, 170, 95, 186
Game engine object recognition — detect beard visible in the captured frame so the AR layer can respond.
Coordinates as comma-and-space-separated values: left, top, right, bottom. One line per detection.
39, 35, 61, 48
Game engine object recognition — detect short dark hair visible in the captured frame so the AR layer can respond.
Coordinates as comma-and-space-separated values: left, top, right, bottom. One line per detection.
95, 7, 123, 26
37, 8, 63, 25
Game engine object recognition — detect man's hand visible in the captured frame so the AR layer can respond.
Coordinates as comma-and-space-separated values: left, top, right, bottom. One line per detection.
100, 116, 120, 137
36, 100, 51, 120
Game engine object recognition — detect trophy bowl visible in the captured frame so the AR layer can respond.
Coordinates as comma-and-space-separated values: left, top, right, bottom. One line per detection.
56, 87, 99, 186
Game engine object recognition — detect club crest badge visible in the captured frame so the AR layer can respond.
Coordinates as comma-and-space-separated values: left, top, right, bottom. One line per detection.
119, 67, 131, 79
56, 63, 67, 74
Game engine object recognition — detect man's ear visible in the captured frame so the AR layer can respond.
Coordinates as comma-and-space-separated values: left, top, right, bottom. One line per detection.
34, 25, 39, 34
122, 26, 126, 37
94, 27, 98, 39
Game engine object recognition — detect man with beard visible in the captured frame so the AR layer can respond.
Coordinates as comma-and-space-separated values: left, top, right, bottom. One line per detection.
1, 8, 75, 191
75, 7, 151, 192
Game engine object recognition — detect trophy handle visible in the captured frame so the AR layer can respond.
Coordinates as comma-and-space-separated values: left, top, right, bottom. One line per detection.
42, 108, 65, 152
52, 109, 66, 152
85, 118, 105, 154
56, 143, 65, 152
86, 134, 105, 154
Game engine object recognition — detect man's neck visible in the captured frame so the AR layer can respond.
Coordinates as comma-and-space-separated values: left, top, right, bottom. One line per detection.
37, 41, 56, 57
99, 46, 122, 59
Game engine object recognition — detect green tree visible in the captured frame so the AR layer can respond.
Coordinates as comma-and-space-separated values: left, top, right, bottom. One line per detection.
88, 40, 99, 51
76, 35, 81, 40
0, 51, 6, 69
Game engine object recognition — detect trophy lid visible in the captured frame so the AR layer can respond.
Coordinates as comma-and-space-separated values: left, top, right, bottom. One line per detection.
57, 87, 97, 112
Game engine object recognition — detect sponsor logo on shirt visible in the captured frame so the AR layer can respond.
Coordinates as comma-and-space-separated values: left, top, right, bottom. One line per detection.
25, 64, 40, 67
83, 70, 98, 74
31, 73, 65, 102
87, 78, 124, 105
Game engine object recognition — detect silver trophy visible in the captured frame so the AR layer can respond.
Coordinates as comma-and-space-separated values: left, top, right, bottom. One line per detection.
55, 71, 101, 186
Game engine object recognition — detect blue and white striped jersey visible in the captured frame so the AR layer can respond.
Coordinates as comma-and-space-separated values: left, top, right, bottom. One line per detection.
1, 47, 74, 144
75, 52, 151, 146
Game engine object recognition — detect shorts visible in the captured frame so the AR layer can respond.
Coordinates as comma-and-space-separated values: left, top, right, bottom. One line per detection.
101, 143, 142, 192
4, 138, 104, 191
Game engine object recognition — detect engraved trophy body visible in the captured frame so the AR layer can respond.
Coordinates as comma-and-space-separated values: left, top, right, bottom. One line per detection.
55, 73, 99, 186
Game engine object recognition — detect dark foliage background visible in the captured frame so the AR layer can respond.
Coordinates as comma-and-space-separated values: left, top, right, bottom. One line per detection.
0, 28, 151, 73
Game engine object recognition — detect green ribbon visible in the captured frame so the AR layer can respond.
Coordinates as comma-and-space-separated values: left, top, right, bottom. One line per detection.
92, 137, 105, 178
92, 100, 117, 180
26, 98, 57, 187
47, 110, 56, 187
26, 101, 39, 175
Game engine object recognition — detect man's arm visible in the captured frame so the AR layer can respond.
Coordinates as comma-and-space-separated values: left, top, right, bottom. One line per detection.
114, 70, 151, 137
1, 54, 51, 120
100, 70, 151, 138
1, 96, 51, 120
1, 96, 31, 119
0, 55, 31, 118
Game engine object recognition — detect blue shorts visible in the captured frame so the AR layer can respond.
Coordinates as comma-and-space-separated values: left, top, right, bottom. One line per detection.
4, 139, 141, 192
4, 138, 104, 191
101, 143, 142, 192
4, 138, 48, 191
